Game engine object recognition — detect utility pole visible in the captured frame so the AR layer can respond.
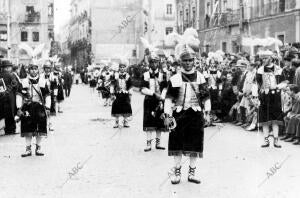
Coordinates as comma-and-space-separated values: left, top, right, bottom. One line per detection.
6, 0, 11, 60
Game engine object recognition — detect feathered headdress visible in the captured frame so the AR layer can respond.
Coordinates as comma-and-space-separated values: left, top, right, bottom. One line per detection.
206, 50, 225, 64
18, 43, 45, 65
165, 28, 200, 60
140, 37, 160, 60
118, 51, 131, 67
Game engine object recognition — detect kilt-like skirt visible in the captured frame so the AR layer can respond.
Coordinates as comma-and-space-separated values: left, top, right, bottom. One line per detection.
98, 86, 111, 99
259, 90, 283, 126
89, 79, 97, 88
168, 108, 204, 158
57, 86, 64, 102
20, 102, 47, 137
111, 93, 132, 117
210, 88, 220, 111
143, 95, 166, 132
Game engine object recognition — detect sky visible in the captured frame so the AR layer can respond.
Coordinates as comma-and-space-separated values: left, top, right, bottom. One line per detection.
54, 0, 71, 33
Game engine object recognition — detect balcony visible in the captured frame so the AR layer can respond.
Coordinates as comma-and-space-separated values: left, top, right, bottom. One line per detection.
24, 12, 41, 23
248, 0, 295, 19
204, 9, 241, 29
224, 9, 241, 26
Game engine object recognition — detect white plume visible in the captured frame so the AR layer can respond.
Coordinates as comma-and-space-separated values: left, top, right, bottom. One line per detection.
242, 37, 283, 47
165, 32, 183, 46
19, 43, 34, 57
18, 43, 45, 58
183, 27, 198, 39
140, 37, 159, 53
207, 52, 224, 64
49, 55, 60, 64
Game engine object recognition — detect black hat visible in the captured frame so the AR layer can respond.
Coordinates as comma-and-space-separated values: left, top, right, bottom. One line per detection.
28, 64, 39, 70
292, 59, 300, 68
0, 60, 13, 68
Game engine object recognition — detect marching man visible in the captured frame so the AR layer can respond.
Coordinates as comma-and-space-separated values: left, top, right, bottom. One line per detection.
54, 64, 65, 113
111, 60, 133, 128
257, 51, 284, 148
164, 44, 210, 185
99, 66, 113, 106
141, 53, 167, 152
40, 62, 55, 131
16, 64, 51, 157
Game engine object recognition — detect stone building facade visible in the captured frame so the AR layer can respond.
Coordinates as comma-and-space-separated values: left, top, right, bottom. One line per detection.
176, 0, 300, 54
0, 0, 54, 64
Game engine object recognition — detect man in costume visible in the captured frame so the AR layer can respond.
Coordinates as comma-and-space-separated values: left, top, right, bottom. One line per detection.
99, 66, 113, 106
0, 60, 18, 135
52, 64, 64, 113
111, 60, 133, 128
164, 44, 209, 184
40, 62, 56, 131
141, 53, 167, 152
257, 51, 284, 148
63, 67, 73, 97
16, 64, 51, 157
206, 59, 222, 122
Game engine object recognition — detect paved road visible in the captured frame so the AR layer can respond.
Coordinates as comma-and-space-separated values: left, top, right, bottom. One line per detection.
0, 85, 299, 198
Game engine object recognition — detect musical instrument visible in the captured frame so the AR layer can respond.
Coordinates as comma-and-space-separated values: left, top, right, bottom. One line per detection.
160, 113, 177, 130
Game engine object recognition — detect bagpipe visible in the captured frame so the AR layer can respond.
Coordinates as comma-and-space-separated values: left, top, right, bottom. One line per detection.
160, 113, 177, 130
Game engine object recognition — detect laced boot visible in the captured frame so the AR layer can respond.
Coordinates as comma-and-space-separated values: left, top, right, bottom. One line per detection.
261, 137, 270, 148
35, 145, 45, 156
113, 120, 119, 128
155, 138, 165, 150
284, 137, 296, 142
293, 138, 300, 145
273, 138, 282, 148
123, 119, 130, 128
144, 140, 152, 152
246, 123, 257, 131
21, 146, 32, 157
188, 166, 201, 184
280, 134, 291, 141
171, 166, 181, 185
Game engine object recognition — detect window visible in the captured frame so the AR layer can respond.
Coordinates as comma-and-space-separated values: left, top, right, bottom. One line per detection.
222, 42, 227, 53
32, 32, 39, 42
223, 0, 227, 11
0, 31, 7, 41
166, 4, 172, 15
192, 7, 196, 26
21, 31, 28, 41
165, 27, 173, 35
277, 34, 285, 44
279, 0, 285, 12
48, 3, 54, 16
48, 29, 54, 40
132, 49, 137, 57
207, 2, 211, 15
185, 9, 189, 19
26, 6, 35, 15
205, 45, 210, 53
232, 41, 240, 53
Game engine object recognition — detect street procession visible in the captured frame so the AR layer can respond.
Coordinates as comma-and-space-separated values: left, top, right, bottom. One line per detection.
0, 0, 300, 197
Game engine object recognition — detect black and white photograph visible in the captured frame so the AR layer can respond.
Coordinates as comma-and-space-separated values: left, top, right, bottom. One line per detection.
0, 0, 300, 197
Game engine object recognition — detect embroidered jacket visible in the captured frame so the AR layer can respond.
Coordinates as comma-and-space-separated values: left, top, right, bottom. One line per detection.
112, 72, 133, 94
165, 70, 210, 113
16, 76, 51, 109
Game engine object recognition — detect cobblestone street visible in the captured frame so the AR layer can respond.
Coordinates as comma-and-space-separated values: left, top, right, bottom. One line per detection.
0, 85, 300, 198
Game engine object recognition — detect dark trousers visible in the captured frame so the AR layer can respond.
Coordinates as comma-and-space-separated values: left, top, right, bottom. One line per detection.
65, 87, 71, 97
0, 100, 16, 134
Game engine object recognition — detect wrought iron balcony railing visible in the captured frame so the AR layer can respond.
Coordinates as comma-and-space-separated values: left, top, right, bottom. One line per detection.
25, 12, 40, 23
